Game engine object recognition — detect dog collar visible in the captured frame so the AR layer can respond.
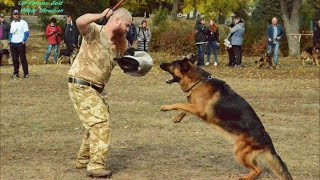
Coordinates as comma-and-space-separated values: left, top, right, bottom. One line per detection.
186, 81, 202, 93
185, 75, 212, 94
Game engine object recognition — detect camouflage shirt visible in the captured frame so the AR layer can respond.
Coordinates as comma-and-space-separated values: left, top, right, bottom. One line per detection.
68, 23, 119, 85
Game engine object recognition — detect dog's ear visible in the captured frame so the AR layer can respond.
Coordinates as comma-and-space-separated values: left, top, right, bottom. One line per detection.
189, 54, 197, 65
181, 59, 191, 72
266, 53, 272, 58
256, 57, 263, 63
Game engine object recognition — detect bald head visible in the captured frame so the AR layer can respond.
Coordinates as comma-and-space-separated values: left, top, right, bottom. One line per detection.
104, 8, 132, 55
105, 8, 132, 37
109, 8, 132, 22
272, 17, 278, 25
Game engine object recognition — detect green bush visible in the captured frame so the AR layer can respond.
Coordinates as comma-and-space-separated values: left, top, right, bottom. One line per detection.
150, 20, 230, 56
150, 20, 195, 55
152, 8, 169, 26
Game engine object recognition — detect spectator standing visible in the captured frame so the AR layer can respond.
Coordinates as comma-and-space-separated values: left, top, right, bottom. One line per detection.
195, 16, 207, 66
126, 18, 137, 46
206, 20, 220, 66
136, 20, 151, 52
266, 17, 284, 67
226, 23, 235, 67
64, 15, 79, 57
44, 18, 62, 64
9, 9, 29, 78
313, 20, 320, 47
230, 16, 245, 68
0, 14, 12, 66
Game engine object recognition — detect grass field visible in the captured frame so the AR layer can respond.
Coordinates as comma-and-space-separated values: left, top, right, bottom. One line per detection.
0, 50, 319, 180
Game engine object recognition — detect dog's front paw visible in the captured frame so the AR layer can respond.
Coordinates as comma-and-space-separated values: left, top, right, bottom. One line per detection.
173, 113, 186, 123
173, 116, 183, 123
161, 105, 172, 111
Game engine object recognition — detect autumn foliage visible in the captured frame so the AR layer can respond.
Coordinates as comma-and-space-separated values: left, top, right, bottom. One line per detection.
150, 19, 230, 55
150, 20, 196, 55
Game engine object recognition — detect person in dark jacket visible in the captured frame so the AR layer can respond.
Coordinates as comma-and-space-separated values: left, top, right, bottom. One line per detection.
44, 18, 62, 64
313, 20, 320, 48
230, 16, 245, 67
126, 18, 137, 46
266, 17, 283, 66
226, 23, 235, 67
205, 20, 219, 66
0, 13, 12, 66
64, 15, 79, 57
195, 16, 207, 66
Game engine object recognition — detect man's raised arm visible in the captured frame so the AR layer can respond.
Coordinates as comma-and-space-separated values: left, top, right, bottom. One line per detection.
76, 8, 113, 36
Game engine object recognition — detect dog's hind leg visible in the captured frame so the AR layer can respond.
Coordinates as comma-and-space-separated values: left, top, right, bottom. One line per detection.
173, 112, 186, 123
312, 55, 319, 66
257, 62, 264, 69
234, 140, 262, 180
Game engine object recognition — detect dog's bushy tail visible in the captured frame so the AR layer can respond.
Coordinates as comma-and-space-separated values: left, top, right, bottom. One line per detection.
264, 147, 293, 180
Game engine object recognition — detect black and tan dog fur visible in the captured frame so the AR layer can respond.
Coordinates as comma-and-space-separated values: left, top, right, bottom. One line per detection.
255, 53, 276, 69
56, 46, 79, 65
160, 55, 292, 180
300, 45, 320, 66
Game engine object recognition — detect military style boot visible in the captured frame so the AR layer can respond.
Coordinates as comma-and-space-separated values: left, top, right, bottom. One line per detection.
87, 168, 112, 177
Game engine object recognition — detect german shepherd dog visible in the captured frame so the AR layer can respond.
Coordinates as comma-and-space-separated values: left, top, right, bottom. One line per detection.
255, 53, 276, 69
300, 45, 320, 66
56, 45, 79, 65
160, 55, 292, 180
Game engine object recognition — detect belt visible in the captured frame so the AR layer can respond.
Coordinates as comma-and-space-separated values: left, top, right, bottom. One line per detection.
68, 77, 104, 93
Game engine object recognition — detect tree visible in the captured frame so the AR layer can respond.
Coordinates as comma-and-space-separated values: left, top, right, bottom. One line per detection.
300, 0, 319, 29
182, 0, 251, 22
280, 0, 302, 56
182, 0, 203, 19
203, 0, 240, 23
251, 0, 282, 24
62, 0, 109, 18
171, 0, 181, 20
2, 0, 15, 6
123, 0, 173, 16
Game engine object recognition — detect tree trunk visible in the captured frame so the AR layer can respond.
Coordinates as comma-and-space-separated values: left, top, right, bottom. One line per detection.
280, 0, 302, 56
171, 0, 180, 21
283, 20, 301, 56
218, 11, 225, 24
193, 8, 197, 19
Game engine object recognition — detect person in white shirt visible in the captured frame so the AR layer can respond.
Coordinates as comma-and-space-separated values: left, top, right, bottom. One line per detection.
9, 9, 29, 78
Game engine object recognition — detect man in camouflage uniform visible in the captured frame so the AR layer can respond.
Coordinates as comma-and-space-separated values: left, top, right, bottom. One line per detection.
68, 8, 132, 177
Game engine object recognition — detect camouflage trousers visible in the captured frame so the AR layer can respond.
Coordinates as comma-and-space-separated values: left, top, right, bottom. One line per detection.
68, 83, 110, 170
0, 40, 12, 64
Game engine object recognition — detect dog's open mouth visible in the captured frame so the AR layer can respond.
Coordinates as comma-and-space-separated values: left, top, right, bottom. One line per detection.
165, 77, 179, 84
160, 63, 180, 84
